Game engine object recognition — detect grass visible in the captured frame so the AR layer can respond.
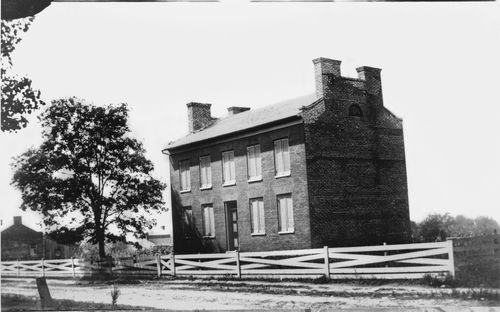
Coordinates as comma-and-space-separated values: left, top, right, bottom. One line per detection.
1, 293, 154, 311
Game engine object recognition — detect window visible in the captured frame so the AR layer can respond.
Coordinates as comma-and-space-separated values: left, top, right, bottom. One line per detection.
250, 198, 265, 235
277, 194, 294, 233
349, 104, 363, 117
179, 160, 191, 191
247, 144, 262, 181
202, 204, 215, 237
199, 155, 212, 189
274, 138, 290, 177
222, 150, 236, 185
182, 206, 194, 239
29, 244, 37, 256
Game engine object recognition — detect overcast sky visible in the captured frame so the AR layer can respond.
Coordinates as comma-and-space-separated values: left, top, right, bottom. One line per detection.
1, 2, 499, 233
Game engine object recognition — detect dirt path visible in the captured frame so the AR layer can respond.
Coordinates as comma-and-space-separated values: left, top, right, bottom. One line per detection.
1, 278, 499, 311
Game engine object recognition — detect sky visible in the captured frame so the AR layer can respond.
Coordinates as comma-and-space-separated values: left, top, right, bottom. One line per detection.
1, 1, 499, 234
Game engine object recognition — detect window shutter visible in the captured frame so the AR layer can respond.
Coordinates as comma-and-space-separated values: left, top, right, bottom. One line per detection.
282, 139, 290, 172
206, 159, 212, 186
274, 140, 282, 174
287, 197, 294, 231
229, 152, 235, 181
210, 206, 215, 235
258, 200, 265, 233
223, 152, 229, 183
247, 147, 254, 178
255, 145, 261, 177
203, 207, 209, 235
251, 200, 258, 233
279, 197, 287, 232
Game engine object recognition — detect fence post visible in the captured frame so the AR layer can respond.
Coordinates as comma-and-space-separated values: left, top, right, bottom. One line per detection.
323, 246, 330, 280
41, 258, 45, 277
107, 256, 113, 278
447, 239, 455, 277
17, 258, 20, 277
170, 252, 176, 277
235, 250, 241, 279
156, 254, 162, 278
383, 242, 388, 268
71, 257, 75, 278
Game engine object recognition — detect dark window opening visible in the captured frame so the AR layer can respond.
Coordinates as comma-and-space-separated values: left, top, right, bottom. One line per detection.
349, 104, 363, 117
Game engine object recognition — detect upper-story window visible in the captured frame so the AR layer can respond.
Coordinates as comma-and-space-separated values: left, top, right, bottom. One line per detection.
222, 150, 236, 186
277, 193, 294, 233
274, 138, 291, 177
199, 155, 212, 189
247, 144, 262, 182
179, 160, 191, 192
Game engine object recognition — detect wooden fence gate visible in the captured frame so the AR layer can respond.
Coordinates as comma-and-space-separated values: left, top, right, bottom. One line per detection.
1, 241, 454, 279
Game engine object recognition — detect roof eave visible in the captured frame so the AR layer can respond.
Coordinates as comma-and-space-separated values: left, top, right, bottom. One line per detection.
164, 114, 303, 155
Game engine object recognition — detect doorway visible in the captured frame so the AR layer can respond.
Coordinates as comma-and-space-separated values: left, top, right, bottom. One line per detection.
225, 201, 239, 251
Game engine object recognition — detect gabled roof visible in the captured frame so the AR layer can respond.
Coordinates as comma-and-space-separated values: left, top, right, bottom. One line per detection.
1, 223, 42, 239
166, 94, 318, 150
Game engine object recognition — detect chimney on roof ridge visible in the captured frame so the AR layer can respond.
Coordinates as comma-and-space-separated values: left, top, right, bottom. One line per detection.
356, 66, 384, 107
227, 106, 250, 116
13, 216, 22, 225
313, 57, 342, 99
187, 102, 215, 134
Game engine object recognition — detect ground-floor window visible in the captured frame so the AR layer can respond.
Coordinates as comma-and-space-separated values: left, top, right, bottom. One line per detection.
277, 194, 294, 233
202, 204, 215, 237
249, 197, 265, 235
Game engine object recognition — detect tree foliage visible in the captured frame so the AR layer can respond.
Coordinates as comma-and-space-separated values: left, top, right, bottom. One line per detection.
1, 18, 45, 132
11, 98, 166, 257
412, 213, 500, 242
46, 226, 86, 245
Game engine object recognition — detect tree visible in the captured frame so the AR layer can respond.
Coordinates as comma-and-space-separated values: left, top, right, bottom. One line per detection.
11, 98, 166, 258
418, 213, 454, 242
413, 213, 500, 242
1, 18, 45, 132
47, 226, 86, 245
473, 216, 500, 236
447, 214, 475, 237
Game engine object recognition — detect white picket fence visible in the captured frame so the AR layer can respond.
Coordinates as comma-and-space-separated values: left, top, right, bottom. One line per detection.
1, 241, 455, 280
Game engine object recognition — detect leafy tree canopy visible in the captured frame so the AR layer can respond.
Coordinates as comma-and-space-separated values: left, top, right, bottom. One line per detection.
12, 98, 166, 257
412, 213, 499, 242
46, 226, 86, 245
1, 18, 45, 132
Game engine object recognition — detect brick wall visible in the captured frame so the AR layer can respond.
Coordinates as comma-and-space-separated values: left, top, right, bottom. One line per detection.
302, 68, 411, 248
170, 123, 312, 253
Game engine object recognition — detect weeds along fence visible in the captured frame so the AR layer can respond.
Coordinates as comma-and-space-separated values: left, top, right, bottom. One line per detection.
1, 241, 454, 280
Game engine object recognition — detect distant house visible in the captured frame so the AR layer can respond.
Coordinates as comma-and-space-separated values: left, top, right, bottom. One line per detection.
1, 216, 76, 261
163, 57, 411, 254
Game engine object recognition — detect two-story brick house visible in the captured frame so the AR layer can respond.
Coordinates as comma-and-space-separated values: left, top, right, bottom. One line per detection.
163, 57, 411, 253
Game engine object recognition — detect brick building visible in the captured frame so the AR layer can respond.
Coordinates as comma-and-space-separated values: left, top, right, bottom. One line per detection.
1, 216, 76, 261
163, 57, 411, 253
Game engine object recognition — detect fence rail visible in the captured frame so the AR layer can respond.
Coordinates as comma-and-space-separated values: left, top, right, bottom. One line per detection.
1, 241, 455, 280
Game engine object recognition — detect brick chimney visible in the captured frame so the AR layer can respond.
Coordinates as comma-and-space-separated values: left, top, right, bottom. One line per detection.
356, 66, 384, 108
187, 102, 215, 133
227, 106, 250, 115
313, 57, 342, 99
13, 216, 22, 225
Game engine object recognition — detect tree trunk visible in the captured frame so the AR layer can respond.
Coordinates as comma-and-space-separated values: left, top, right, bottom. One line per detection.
96, 229, 106, 258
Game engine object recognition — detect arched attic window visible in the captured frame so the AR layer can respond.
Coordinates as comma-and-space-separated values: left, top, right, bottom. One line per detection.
348, 104, 363, 117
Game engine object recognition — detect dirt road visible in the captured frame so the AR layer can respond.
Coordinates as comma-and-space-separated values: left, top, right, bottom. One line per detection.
1, 277, 498, 311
